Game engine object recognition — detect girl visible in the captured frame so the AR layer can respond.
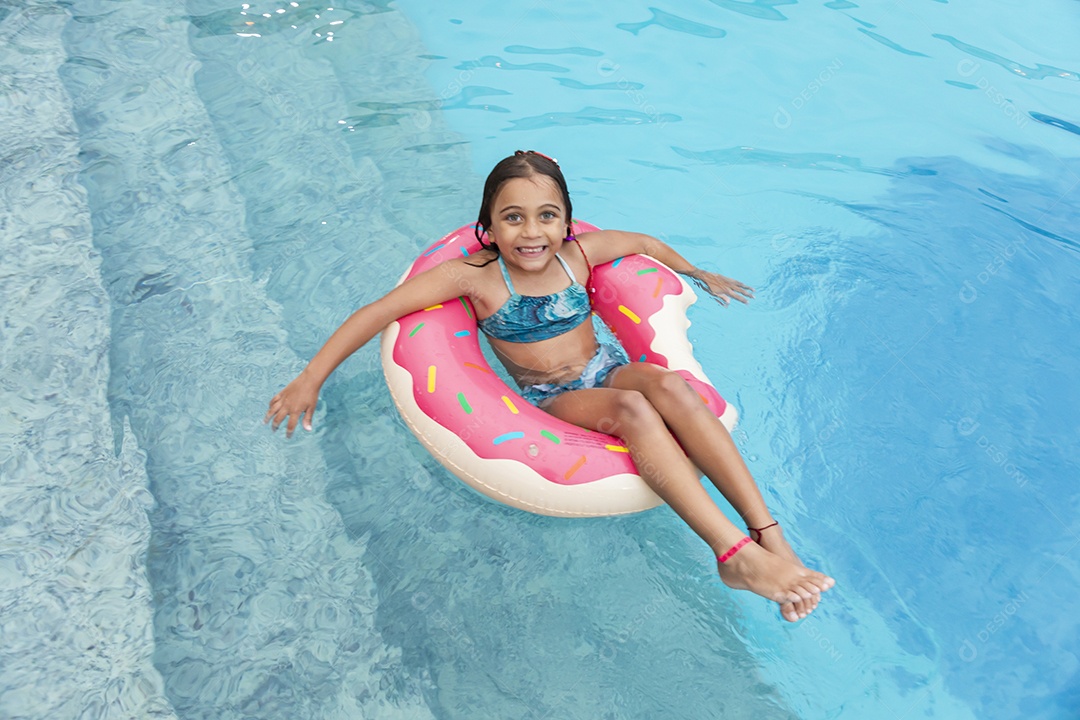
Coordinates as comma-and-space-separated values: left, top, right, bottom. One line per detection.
266, 150, 834, 622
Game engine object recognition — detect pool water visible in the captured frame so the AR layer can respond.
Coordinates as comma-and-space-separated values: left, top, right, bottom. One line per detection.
2, 0, 1078, 718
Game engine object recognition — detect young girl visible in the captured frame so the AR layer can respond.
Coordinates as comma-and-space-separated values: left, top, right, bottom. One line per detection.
266, 150, 834, 622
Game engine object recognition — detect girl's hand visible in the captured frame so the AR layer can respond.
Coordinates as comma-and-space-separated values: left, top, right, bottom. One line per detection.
265, 371, 321, 438
687, 270, 755, 306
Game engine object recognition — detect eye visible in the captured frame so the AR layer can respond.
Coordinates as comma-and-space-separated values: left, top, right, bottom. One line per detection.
505, 212, 522, 222
541, 210, 557, 220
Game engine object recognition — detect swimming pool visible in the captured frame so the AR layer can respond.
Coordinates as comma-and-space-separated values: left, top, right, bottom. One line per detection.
2, 0, 1078, 717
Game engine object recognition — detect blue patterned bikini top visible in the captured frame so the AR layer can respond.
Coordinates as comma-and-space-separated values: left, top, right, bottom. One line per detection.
478, 251, 591, 343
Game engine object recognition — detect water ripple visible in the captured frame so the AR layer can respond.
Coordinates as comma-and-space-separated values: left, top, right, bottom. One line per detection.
454, 55, 569, 73
506, 106, 681, 131
556, 77, 644, 91
441, 85, 512, 112
933, 33, 1080, 81
617, 7, 727, 38
706, 0, 797, 22
983, 202, 1080, 254
857, 27, 929, 57
672, 144, 911, 176
504, 44, 602, 57
1029, 111, 1080, 137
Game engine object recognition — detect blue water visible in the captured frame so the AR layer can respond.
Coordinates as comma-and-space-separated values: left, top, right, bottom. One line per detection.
2, 0, 1078, 718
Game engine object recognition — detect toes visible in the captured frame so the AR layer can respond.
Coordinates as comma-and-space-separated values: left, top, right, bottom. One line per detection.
801, 572, 834, 594
782, 591, 820, 621
777, 582, 814, 603
778, 588, 804, 605
791, 596, 810, 619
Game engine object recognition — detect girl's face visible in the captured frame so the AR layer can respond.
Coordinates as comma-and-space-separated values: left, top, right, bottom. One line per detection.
487, 175, 568, 270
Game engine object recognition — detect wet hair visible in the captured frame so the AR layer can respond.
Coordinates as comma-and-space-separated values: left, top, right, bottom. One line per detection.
470, 151, 573, 266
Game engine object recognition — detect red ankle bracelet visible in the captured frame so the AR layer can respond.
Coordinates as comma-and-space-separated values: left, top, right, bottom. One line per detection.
716, 537, 752, 563
748, 521, 779, 544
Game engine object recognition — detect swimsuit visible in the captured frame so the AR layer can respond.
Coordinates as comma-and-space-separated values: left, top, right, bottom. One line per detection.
477, 248, 629, 406
516, 336, 628, 406
477, 252, 591, 342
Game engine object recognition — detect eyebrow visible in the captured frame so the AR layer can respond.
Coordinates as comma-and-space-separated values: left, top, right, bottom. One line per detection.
497, 203, 562, 214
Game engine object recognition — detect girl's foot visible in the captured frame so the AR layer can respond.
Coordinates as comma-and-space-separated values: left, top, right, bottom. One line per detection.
751, 523, 824, 621
716, 538, 835, 622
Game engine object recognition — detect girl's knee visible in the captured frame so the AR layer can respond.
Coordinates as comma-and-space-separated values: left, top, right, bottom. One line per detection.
654, 370, 700, 410
598, 389, 661, 434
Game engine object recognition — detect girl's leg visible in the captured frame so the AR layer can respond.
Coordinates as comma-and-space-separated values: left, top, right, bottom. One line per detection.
543, 387, 831, 621
605, 363, 833, 619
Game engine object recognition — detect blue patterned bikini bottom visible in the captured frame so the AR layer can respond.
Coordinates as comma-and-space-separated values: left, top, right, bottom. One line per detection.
518, 340, 630, 407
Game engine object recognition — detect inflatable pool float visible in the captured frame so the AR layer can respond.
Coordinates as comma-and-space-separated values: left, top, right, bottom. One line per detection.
380, 221, 737, 517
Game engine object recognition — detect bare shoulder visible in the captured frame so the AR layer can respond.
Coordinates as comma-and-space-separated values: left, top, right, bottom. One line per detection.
458, 248, 500, 271
417, 250, 499, 295
440, 249, 509, 306
574, 229, 648, 266
452, 249, 501, 284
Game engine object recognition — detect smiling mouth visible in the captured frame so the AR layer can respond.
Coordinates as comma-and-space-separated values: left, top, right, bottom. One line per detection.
515, 246, 547, 257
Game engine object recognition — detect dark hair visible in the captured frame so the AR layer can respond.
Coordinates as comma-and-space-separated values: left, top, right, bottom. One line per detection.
471, 151, 573, 264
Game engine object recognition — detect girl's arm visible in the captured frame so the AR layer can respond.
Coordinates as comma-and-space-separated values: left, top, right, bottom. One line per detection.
265, 258, 479, 437
576, 230, 754, 306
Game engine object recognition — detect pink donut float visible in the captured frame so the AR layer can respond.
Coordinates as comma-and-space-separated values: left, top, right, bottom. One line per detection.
380, 221, 738, 517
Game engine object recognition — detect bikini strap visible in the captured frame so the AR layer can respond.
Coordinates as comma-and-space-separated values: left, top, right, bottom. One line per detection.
496, 253, 517, 295
554, 253, 577, 283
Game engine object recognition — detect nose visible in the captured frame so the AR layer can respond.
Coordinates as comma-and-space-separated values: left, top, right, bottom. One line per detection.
523, 216, 541, 238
